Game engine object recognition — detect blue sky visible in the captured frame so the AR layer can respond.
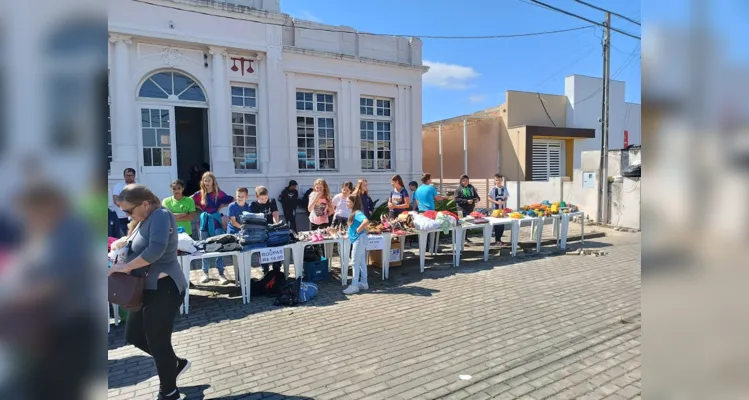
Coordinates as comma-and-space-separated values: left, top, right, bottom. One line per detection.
282, 0, 641, 123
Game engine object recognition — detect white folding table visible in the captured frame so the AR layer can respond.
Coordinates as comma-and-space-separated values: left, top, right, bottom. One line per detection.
178, 250, 244, 314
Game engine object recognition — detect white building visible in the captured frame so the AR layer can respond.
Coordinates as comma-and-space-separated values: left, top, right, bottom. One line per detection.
108, 0, 426, 206
565, 75, 642, 170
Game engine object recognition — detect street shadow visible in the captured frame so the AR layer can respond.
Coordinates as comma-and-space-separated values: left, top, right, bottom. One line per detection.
107, 355, 155, 389
180, 384, 314, 399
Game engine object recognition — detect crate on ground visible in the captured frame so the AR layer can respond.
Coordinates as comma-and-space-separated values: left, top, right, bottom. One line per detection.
303, 256, 329, 282
368, 237, 402, 267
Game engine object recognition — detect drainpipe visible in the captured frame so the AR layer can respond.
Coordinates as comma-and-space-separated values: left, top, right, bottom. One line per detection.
438, 123, 444, 193
462, 117, 468, 175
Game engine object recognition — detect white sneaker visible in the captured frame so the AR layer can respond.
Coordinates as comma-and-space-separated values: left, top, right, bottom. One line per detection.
201, 272, 211, 283
358, 283, 369, 291
343, 285, 360, 295
218, 274, 229, 285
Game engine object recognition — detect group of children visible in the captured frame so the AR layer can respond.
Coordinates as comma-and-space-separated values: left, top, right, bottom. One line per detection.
115, 169, 510, 295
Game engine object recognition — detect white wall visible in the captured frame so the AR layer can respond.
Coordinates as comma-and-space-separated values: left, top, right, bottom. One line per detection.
610, 177, 641, 230
565, 75, 641, 170
107, 0, 425, 209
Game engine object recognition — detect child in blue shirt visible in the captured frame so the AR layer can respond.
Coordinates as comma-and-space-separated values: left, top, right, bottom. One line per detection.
227, 187, 251, 235
344, 195, 370, 295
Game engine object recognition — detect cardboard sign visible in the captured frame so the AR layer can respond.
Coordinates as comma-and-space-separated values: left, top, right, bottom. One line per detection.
366, 235, 385, 250
260, 247, 285, 264
390, 248, 401, 262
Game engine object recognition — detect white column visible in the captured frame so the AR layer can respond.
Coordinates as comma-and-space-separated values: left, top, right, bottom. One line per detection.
348, 80, 360, 172
339, 78, 355, 172
285, 72, 298, 173
263, 48, 287, 175
410, 82, 423, 179
108, 34, 137, 173
256, 52, 271, 174
208, 46, 233, 176
396, 85, 409, 173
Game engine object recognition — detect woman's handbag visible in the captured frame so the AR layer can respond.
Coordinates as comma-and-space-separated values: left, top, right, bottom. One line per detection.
108, 272, 146, 311
108, 222, 148, 311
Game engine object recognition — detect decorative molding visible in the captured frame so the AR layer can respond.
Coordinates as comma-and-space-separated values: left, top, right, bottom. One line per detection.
108, 34, 132, 45
160, 47, 184, 67
208, 46, 228, 56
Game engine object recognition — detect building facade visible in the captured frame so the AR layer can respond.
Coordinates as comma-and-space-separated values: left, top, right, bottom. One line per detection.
108, 0, 426, 204
422, 75, 641, 182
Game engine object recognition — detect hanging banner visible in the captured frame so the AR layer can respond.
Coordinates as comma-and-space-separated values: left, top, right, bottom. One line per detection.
624, 130, 629, 148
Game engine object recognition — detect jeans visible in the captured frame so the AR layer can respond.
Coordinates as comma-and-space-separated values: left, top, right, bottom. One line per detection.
125, 277, 184, 395
351, 233, 368, 286
199, 228, 225, 274
494, 224, 505, 242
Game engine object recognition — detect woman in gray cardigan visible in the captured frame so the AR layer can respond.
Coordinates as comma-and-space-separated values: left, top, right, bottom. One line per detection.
109, 184, 189, 400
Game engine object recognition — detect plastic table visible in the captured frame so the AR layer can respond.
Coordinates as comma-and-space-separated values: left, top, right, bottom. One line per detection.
178, 250, 244, 313
297, 237, 348, 280
341, 232, 391, 286
416, 228, 457, 273
240, 244, 298, 304
560, 211, 585, 249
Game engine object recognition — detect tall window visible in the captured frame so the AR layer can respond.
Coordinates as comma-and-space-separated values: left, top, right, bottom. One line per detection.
296, 91, 336, 171
360, 97, 393, 170
231, 85, 258, 171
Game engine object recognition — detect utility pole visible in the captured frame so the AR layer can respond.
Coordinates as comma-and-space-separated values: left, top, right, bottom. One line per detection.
598, 12, 611, 224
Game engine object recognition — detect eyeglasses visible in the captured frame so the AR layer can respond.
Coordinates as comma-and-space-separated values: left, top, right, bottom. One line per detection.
123, 204, 141, 216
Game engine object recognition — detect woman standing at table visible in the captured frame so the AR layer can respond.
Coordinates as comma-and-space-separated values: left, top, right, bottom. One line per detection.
308, 178, 333, 230
331, 181, 354, 228
191, 172, 234, 284
109, 184, 190, 400
388, 174, 411, 219
488, 174, 509, 246
352, 179, 374, 218
343, 195, 369, 295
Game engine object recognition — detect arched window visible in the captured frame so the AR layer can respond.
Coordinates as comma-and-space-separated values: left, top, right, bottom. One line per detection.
138, 71, 206, 102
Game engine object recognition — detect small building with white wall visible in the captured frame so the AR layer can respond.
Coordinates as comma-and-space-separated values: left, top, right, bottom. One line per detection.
108, 0, 426, 205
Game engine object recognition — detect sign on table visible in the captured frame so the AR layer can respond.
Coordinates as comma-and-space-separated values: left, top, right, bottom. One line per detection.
366, 235, 385, 250
260, 247, 285, 264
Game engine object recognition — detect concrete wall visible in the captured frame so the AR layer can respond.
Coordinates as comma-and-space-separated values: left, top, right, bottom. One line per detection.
610, 177, 641, 230
564, 75, 642, 170
504, 171, 598, 220
505, 91, 566, 128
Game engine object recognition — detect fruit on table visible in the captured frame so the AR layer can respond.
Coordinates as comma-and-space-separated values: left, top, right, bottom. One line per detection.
509, 212, 524, 219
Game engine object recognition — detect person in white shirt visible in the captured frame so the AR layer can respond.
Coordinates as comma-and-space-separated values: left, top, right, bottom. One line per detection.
111, 168, 136, 227
331, 181, 354, 228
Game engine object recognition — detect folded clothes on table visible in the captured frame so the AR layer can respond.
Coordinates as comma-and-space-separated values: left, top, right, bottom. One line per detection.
205, 234, 238, 244
239, 234, 267, 245
267, 221, 288, 232
242, 242, 267, 252
241, 223, 267, 232
239, 212, 267, 225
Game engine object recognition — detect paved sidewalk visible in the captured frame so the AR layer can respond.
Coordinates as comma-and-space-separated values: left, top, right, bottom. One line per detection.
108, 230, 641, 400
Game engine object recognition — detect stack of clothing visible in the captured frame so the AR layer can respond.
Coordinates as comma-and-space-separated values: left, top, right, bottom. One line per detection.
238, 212, 267, 251
195, 234, 242, 253
266, 222, 291, 247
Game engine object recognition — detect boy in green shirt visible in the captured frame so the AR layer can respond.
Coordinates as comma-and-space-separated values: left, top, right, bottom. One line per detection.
162, 179, 197, 236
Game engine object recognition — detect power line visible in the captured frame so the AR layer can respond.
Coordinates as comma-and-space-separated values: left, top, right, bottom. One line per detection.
527, 0, 641, 40
132, 0, 593, 40
571, 0, 641, 26
537, 94, 557, 127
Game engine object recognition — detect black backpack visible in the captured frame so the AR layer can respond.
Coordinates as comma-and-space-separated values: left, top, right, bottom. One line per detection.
250, 270, 286, 297
274, 276, 302, 307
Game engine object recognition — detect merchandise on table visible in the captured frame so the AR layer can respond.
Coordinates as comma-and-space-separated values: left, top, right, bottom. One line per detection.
519, 200, 580, 217
413, 214, 441, 231
239, 212, 267, 225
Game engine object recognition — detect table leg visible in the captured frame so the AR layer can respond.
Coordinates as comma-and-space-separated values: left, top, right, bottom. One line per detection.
418, 232, 428, 273
294, 243, 305, 279
553, 218, 560, 246
536, 219, 544, 252
182, 256, 192, 314
560, 214, 569, 250
382, 234, 391, 280
483, 224, 491, 262
511, 221, 519, 257
283, 247, 291, 278
451, 230, 457, 267
341, 239, 350, 286
580, 216, 585, 244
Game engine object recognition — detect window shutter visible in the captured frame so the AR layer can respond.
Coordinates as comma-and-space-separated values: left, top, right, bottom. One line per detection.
531, 141, 563, 181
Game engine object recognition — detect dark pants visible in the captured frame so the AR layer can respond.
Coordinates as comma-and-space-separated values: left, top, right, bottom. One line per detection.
311, 222, 330, 230
494, 224, 505, 242
125, 277, 184, 395
283, 208, 297, 232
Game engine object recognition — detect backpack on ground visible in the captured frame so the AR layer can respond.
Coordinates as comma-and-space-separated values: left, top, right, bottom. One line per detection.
274, 276, 302, 306
298, 281, 318, 303
250, 270, 286, 297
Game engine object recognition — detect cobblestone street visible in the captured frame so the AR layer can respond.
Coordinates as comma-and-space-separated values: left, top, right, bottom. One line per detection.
108, 227, 641, 400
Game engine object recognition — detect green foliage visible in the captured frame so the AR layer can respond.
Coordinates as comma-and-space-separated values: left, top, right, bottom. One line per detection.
370, 200, 389, 222
435, 198, 457, 212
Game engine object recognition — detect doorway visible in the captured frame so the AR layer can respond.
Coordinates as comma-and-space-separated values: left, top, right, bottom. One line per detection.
175, 106, 209, 197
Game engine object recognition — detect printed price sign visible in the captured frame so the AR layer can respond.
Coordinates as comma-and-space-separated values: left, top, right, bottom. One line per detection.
260, 247, 285, 264
366, 235, 385, 250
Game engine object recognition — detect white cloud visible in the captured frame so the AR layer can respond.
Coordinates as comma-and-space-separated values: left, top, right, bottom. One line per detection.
423, 60, 480, 90
468, 94, 487, 103
293, 10, 321, 22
